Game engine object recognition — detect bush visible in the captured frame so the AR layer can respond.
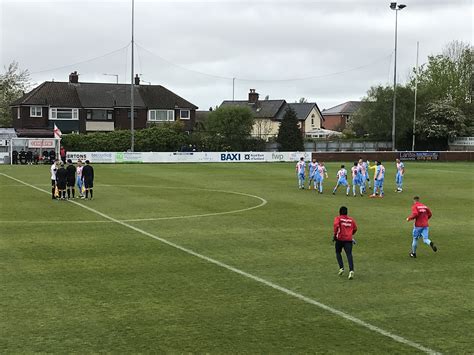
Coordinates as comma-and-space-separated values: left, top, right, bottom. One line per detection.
62, 123, 188, 152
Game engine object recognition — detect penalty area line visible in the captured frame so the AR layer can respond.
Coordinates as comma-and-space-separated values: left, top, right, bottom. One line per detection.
0, 173, 440, 355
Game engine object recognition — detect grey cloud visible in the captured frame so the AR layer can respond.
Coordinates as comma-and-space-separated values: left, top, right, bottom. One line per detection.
1, 0, 472, 111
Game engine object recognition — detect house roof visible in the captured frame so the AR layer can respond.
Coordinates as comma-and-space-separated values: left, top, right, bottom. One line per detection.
276, 102, 324, 121
75, 83, 145, 108
11, 82, 198, 109
139, 85, 197, 110
322, 101, 362, 115
15, 128, 53, 138
12, 82, 81, 107
0, 128, 17, 138
220, 100, 286, 118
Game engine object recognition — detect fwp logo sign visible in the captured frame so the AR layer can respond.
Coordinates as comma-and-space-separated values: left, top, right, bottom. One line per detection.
220, 153, 241, 161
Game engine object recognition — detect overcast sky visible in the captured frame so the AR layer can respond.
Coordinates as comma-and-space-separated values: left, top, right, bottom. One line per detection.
1, 0, 472, 110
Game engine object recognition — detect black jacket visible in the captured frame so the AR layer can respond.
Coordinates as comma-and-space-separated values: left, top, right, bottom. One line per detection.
56, 167, 67, 182
66, 164, 76, 179
82, 165, 94, 180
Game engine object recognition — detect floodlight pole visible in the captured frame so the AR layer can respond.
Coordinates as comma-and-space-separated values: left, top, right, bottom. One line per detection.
232, 77, 235, 100
130, 0, 135, 152
390, 2, 406, 151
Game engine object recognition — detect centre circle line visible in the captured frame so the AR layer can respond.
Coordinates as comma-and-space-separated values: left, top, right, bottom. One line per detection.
0, 184, 267, 224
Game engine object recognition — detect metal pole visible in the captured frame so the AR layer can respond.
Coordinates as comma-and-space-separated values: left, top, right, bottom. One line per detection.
391, 9, 398, 151
130, 0, 135, 152
412, 41, 419, 152
232, 78, 235, 100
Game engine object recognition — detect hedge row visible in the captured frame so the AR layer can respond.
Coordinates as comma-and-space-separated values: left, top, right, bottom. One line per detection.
61, 124, 267, 152
62, 124, 187, 152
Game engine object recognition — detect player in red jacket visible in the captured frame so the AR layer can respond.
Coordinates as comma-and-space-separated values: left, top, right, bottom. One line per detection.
406, 196, 438, 258
333, 206, 358, 279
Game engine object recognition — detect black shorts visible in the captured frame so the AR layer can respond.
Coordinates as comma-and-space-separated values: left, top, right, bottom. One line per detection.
83, 179, 94, 189
67, 178, 75, 187
57, 180, 67, 190
51, 179, 56, 187
335, 240, 353, 254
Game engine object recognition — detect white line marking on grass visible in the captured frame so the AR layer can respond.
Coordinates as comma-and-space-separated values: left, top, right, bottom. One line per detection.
0, 173, 441, 355
105, 185, 268, 222
0, 185, 267, 224
0, 220, 110, 224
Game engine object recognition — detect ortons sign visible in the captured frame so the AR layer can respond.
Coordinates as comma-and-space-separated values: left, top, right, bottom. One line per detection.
66, 151, 311, 163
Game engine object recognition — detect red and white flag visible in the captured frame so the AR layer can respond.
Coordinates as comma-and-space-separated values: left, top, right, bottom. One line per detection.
53, 124, 62, 139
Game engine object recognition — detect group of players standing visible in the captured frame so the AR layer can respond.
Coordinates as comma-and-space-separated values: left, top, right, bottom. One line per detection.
50, 159, 94, 200
296, 157, 405, 198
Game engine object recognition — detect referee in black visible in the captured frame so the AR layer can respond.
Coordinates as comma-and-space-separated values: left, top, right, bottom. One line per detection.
56, 162, 68, 200
66, 159, 76, 199
82, 160, 94, 200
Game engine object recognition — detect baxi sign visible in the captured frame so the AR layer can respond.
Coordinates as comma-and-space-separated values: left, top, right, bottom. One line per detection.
221, 153, 241, 161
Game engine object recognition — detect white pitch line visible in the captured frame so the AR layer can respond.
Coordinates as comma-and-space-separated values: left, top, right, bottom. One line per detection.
0, 185, 267, 224
0, 219, 111, 225
0, 173, 441, 355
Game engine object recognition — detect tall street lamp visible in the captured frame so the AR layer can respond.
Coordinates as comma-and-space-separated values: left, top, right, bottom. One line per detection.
390, 2, 406, 151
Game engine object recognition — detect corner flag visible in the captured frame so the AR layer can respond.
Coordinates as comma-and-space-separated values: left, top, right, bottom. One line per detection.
54, 124, 62, 139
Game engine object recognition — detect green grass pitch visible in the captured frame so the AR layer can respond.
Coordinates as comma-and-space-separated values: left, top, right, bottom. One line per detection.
1, 162, 473, 353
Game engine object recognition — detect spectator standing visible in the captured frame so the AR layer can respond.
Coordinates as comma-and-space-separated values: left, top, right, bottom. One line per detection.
60, 146, 67, 164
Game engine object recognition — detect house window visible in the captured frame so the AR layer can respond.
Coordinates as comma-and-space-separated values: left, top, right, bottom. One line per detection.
127, 110, 138, 119
17, 107, 20, 119
50, 108, 79, 120
179, 109, 190, 120
30, 106, 42, 117
311, 118, 314, 125
148, 110, 175, 122
87, 109, 113, 121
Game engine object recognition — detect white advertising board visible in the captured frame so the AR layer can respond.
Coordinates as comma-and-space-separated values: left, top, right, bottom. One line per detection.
66, 151, 312, 164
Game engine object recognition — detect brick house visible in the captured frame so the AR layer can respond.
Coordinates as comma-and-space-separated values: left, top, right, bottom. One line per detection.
321, 101, 362, 132
220, 89, 324, 140
11, 72, 198, 137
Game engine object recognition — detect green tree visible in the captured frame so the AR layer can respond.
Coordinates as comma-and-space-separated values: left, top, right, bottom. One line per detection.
204, 105, 255, 151
414, 41, 472, 109
350, 85, 414, 148
417, 99, 469, 149
277, 106, 304, 151
0, 62, 30, 127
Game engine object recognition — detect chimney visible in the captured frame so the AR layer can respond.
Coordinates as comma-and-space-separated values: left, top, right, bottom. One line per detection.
134, 74, 140, 85
248, 89, 259, 103
69, 71, 79, 83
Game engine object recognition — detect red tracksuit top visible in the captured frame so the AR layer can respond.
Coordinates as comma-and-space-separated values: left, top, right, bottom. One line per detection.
407, 202, 432, 227
333, 215, 358, 242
